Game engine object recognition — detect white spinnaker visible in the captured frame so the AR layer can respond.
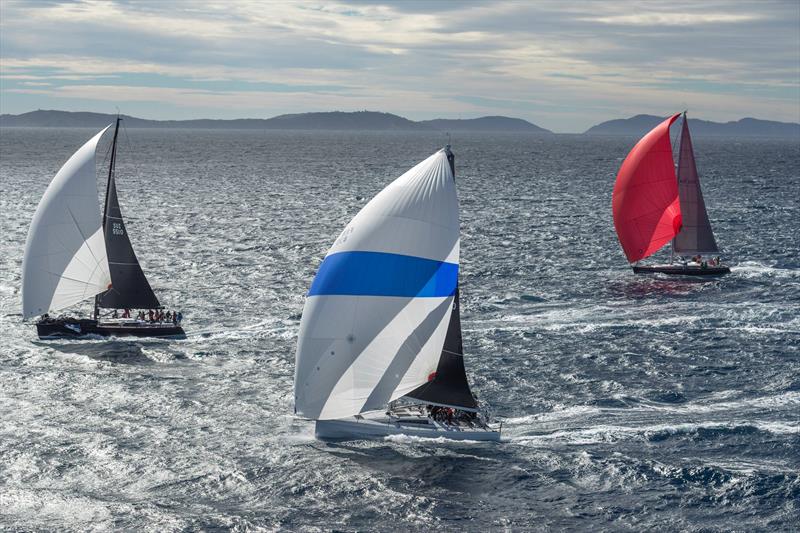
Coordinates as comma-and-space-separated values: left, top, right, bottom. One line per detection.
21, 126, 112, 319
295, 149, 460, 420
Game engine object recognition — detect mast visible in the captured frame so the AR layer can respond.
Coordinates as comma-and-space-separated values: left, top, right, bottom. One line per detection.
95, 117, 120, 319
670, 111, 687, 261
104, 117, 121, 230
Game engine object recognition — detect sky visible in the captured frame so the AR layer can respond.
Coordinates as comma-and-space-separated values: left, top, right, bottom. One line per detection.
1, 0, 798, 132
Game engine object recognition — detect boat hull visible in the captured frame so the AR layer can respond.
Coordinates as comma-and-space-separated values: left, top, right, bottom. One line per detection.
36, 318, 185, 339
633, 264, 730, 276
315, 414, 501, 442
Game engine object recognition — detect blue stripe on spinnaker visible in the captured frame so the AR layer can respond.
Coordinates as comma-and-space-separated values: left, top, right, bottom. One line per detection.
308, 251, 458, 297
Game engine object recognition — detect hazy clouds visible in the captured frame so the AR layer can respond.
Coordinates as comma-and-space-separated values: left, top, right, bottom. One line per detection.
1, 0, 798, 131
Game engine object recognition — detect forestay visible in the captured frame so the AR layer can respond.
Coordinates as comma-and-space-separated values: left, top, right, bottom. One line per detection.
673, 115, 720, 255
22, 127, 112, 319
295, 149, 460, 420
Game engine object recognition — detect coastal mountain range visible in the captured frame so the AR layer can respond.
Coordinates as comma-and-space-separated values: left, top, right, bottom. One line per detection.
0, 110, 552, 133
1, 109, 798, 137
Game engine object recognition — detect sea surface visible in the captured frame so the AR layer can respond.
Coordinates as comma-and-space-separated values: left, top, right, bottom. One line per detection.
0, 127, 798, 531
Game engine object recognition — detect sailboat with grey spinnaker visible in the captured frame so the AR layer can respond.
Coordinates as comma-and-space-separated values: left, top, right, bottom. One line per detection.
22, 119, 185, 338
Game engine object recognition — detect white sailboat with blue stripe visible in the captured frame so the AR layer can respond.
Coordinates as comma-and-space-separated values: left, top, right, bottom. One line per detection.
294, 147, 500, 441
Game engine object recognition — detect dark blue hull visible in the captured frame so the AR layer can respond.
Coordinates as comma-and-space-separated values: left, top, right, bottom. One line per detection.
633, 264, 730, 276
36, 318, 185, 339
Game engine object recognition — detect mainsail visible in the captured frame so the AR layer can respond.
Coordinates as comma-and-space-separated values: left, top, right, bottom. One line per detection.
22, 127, 112, 319
405, 288, 478, 409
295, 149, 460, 420
672, 114, 720, 255
96, 119, 160, 309
612, 113, 683, 263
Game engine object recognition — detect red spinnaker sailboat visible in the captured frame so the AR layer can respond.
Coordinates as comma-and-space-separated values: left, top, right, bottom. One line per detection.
612, 113, 729, 276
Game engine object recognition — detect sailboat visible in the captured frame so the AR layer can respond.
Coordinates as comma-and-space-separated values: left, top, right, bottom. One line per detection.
612, 112, 730, 276
294, 146, 500, 441
22, 119, 185, 338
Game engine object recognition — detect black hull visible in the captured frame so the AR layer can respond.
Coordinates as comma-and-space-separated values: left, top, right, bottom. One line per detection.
36, 319, 185, 339
632, 265, 730, 276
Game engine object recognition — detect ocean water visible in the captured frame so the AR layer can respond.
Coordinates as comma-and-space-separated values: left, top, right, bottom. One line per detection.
0, 127, 798, 531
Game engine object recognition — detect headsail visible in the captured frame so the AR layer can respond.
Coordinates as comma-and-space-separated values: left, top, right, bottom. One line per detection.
96, 119, 160, 309
673, 114, 719, 255
22, 127, 112, 319
612, 113, 682, 263
295, 149, 460, 420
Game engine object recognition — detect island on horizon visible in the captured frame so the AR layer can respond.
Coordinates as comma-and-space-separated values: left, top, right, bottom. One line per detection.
1, 109, 798, 138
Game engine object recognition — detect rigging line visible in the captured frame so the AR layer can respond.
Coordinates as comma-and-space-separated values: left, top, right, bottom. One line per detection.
100, 126, 113, 168
670, 112, 683, 166
120, 115, 132, 154
81, 260, 107, 299
64, 205, 104, 267
41, 268, 103, 287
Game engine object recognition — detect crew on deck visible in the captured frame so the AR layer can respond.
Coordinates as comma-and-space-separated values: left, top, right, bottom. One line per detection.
427, 405, 478, 426
137, 309, 183, 324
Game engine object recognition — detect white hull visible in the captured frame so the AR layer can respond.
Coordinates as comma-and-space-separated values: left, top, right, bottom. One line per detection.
314, 409, 501, 442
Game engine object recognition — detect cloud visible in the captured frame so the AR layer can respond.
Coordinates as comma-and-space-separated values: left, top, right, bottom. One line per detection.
0, 0, 798, 131
589, 13, 763, 26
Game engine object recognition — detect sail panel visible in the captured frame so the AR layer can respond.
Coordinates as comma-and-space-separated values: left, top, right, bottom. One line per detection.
298, 293, 456, 420
673, 116, 720, 255
612, 114, 682, 263
309, 251, 458, 298
22, 127, 112, 319
96, 170, 160, 309
295, 150, 460, 420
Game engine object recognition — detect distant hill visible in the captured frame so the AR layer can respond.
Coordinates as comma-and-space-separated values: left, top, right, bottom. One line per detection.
264, 111, 426, 130
0, 110, 273, 129
419, 116, 551, 133
0, 109, 552, 132
585, 114, 800, 138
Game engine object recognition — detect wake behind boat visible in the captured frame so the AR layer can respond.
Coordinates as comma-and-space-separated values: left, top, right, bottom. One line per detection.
612, 112, 730, 276
294, 147, 500, 441
22, 119, 185, 339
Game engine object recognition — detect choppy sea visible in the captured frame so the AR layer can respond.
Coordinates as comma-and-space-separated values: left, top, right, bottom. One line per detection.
0, 127, 798, 531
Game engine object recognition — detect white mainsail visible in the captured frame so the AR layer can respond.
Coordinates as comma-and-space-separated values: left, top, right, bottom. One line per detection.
21, 127, 112, 319
294, 149, 460, 420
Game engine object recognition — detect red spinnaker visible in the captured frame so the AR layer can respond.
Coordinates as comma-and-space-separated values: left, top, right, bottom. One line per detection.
612, 114, 682, 263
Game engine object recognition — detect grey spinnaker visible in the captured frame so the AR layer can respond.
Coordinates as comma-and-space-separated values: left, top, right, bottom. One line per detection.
673, 114, 720, 255
96, 118, 161, 310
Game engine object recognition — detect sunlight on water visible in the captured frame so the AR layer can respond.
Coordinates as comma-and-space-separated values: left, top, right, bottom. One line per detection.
0, 128, 798, 530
